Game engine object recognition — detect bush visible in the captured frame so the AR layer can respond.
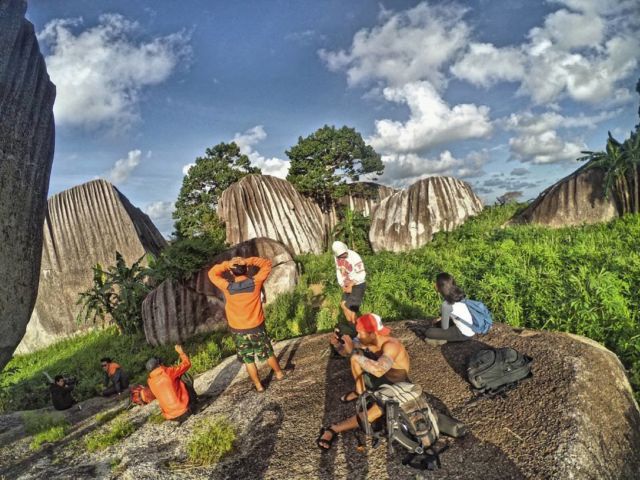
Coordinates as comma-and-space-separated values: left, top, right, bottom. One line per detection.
186, 417, 235, 465
85, 416, 136, 452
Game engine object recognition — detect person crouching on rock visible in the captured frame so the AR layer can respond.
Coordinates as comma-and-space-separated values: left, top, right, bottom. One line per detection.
146, 345, 195, 422
319, 313, 410, 450
422, 272, 475, 345
100, 357, 129, 397
50, 375, 77, 411
208, 255, 284, 393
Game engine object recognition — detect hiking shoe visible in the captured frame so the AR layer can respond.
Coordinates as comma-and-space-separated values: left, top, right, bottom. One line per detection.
425, 338, 447, 346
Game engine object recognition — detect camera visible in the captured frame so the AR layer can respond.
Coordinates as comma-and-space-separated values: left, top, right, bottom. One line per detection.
64, 376, 77, 386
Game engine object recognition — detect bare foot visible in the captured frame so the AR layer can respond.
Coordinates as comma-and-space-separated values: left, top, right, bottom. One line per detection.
275, 371, 285, 381
254, 382, 265, 393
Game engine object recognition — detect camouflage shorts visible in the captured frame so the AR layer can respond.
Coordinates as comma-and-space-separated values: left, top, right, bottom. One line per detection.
232, 330, 275, 364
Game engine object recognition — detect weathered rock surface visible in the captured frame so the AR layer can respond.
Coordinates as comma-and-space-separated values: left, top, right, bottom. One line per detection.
218, 174, 326, 255
16, 180, 167, 353
370, 176, 483, 252
0, 0, 56, 370
2, 322, 638, 479
512, 165, 618, 227
142, 237, 297, 346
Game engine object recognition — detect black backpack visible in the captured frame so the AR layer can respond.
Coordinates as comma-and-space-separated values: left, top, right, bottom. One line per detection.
467, 347, 532, 396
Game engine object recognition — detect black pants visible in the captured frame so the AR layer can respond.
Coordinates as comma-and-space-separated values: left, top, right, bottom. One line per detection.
423, 323, 471, 342
102, 378, 130, 396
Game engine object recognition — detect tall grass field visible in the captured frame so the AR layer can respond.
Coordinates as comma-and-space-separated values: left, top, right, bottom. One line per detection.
1, 204, 638, 410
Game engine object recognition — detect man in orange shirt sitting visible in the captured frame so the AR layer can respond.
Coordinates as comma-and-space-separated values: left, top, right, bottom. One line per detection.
208, 255, 284, 393
146, 345, 195, 422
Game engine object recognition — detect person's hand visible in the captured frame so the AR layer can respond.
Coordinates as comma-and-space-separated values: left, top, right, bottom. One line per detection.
342, 284, 353, 294
342, 335, 354, 354
175, 344, 184, 354
230, 256, 245, 265
329, 333, 340, 347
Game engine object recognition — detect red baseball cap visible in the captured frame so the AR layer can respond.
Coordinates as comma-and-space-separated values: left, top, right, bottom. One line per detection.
356, 313, 390, 335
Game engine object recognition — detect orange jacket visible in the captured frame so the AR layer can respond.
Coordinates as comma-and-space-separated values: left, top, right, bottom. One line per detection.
147, 352, 191, 420
106, 362, 120, 377
208, 257, 272, 332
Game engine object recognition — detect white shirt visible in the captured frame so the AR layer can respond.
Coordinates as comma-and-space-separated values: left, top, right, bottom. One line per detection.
441, 301, 475, 337
335, 250, 366, 287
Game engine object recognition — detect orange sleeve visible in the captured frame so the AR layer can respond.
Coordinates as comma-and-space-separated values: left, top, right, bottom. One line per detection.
167, 352, 191, 379
245, 257, 272, 285
208, 261, 232, 290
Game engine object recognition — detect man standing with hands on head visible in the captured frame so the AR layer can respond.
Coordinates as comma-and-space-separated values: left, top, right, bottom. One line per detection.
208, 255, 284, 393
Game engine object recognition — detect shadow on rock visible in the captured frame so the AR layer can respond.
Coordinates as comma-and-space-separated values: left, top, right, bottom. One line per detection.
211, 402, 284, 480
262, 338, 302, 390
440, 340, 491, 382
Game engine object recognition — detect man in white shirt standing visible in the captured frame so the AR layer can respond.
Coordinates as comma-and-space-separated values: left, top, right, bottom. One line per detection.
332, 241, 366, 328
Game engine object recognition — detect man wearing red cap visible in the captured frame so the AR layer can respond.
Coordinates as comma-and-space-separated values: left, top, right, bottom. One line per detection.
320, 313, 410, 450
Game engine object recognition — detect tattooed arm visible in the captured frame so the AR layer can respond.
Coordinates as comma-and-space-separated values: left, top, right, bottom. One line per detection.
352, 341, 400, 377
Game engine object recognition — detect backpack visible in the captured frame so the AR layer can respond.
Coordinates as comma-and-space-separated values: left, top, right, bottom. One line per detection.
356, 383, 440, 456
467, 347, 532, 395
459, 299, 493, 334
130, 385, 155, 405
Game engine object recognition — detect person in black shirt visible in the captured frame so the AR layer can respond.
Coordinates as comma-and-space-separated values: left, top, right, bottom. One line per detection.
50, 375, 76, 410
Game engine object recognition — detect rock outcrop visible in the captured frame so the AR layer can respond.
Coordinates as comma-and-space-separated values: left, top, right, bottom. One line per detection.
0, 0, 56, 370
370, 176, 483, 252
218, 175, 326, 255
512, 165, 618, 227
142, 237, 297, 346
2, 322, 638, 479
16, 180, 167, 353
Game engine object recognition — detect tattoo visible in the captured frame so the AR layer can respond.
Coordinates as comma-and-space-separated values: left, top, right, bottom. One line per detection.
352, 338, 363, 349
353, 354, 394, 377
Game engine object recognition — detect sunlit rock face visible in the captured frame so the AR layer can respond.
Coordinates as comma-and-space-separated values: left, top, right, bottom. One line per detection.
512, 165, 619, 227
218, 174, 326, 255
0, 0, 56, 369
16, 180, 167, 353
142, 237, 297, 346
370, 176, 483, 252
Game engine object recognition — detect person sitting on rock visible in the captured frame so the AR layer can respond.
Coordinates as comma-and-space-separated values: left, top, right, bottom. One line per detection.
332, 241, 367, 333
208, 255, 284, 393
422, 272, 475, 345
319, 313, 410, 449
50, 375, 77, 411
146, 345, 196, 422
100, 357, 129, 397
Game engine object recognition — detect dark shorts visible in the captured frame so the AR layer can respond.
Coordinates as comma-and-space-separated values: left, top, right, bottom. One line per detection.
232, 330, 275, 364
342, 282, 366, 311
363, 372, 395, 391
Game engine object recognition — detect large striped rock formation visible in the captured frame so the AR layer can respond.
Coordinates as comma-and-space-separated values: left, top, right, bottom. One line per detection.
142, 237, 297, 346
16, 180, 167, 353
218, 175, 326, 255
0, 0, 56, 369
512, 164, 621, 227
370, 176, 483, 252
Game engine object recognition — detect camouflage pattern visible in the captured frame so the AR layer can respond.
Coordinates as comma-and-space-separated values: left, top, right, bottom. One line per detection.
232, 330, 275, 364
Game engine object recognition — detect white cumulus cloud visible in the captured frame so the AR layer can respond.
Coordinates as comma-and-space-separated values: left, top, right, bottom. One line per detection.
107, 149, 142, 184
319, 2, 470, 89
368, 81, 492, 154
144, 201, 174, 238
38, 14, 190, 129
233, 126, 290, 179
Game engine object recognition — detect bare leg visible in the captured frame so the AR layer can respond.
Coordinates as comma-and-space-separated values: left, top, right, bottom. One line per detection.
266, 355, 284, 380
319, 404, 383, 446
340, 300, 357, 325
244, 362, 264, 392
350, 355, 366, 394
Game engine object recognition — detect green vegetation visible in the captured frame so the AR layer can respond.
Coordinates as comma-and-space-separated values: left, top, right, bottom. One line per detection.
85, 415, 136, 452
332, 207, 372, 254
76, 252, 150, 334
147, 409, 165, 424
22, 411, 70, 451
186, 417, 236, 465
286, 125, 383, 211
0, 327, 234, 412
173, 141, 260, 239
95, 407, 127, 425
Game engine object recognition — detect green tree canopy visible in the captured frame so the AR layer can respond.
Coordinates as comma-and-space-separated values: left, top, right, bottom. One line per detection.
286, 125, 384, 211
173, 142, 261, 239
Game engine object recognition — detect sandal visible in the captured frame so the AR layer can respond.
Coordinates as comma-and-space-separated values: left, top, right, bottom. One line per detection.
316, 426, 338, 450
340, 391, 359, 403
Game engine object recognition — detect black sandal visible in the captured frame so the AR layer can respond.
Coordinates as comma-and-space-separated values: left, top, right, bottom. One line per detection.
340, 391, 359, 403
316, 426, 338, 450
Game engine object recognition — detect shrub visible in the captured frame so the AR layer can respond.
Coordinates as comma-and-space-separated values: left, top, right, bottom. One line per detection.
85, 416, 136, 452
186, 417, 235, 465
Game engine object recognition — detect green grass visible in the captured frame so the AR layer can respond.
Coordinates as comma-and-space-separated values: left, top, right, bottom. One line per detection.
186, 417, 235, 465
22, 411, 68, 435
147, 409, 165, 424
85, 416, 136, 452
95, 407, 127, 425
29, 425, 68, 450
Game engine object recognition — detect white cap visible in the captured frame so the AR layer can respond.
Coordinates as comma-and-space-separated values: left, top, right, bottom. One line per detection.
332, 241, 348, 257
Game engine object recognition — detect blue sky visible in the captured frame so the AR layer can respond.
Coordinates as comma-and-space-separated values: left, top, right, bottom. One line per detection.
27, 0, 640, 236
